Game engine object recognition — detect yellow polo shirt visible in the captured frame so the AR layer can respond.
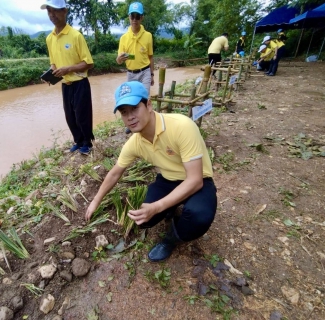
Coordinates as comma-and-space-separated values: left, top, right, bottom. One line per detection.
118, 25, 153, 70
208, 36, 229, 54
46, 24, 93, 83
117, 112, 213, 181
260, 48, 274, 61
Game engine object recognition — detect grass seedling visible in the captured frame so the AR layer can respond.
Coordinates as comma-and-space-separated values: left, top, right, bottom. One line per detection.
0, 228, 30, 259
154, 268, 171, 288
46, 203, 70, 224
102, 157, 115, 171
79, 163, 102, 182
64, 214, 109, 241
57, 186, 78, 212
20, 283, 44, 297
208, 147, 215, 164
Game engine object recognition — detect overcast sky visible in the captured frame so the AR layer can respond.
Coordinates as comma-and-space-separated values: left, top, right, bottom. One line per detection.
0, 0, 190, 35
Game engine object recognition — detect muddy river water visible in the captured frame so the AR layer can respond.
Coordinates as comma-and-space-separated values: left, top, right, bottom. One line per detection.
0, 67, 201, 178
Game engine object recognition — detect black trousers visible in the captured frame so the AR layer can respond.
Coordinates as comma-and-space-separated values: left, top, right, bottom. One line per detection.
268, 46, 285, 75
62, 78, 94, 147
140, 174, 217, 242
208, 53, 221, 76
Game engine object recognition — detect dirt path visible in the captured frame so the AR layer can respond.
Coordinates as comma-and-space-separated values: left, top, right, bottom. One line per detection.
0, 61, 325, 320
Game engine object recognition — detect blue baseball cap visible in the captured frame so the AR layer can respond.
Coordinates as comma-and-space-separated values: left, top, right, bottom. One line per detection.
128, 2, 144, 15
241, 31, 246, 36
114, 81, 148, 113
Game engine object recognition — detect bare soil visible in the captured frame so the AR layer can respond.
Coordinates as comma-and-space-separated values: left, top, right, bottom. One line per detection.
1, 60, 325, 320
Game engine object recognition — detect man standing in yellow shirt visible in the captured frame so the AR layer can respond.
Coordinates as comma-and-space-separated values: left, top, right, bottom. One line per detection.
41, 0, 94, 155
116, 2, 154, 95
208, 33, 229, 76
85, 81, 217, 262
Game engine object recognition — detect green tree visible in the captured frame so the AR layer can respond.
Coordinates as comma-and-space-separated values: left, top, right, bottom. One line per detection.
118, 0, 169, 37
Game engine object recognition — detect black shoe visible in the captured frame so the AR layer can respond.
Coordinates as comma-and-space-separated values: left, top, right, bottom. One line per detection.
264, 71, 270, 75
148, 220, 182, 262
148, 241, 177, 262
125, 128, 131, 134
267, 73, 275, 76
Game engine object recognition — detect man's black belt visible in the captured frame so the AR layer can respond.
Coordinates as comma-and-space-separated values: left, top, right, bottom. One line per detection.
127, 65, 150, 74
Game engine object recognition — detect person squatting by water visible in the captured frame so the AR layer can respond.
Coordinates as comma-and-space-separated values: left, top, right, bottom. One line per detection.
41, 0, 94, 155
85, 81, 218, 262
208, 33, 229, 76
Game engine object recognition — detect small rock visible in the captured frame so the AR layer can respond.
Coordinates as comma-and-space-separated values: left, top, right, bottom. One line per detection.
61, 241, 71, 247
270, 310, 283, 320
71, 258, 91, 277
38, 265, 57, 279
39, 294, 55, 314
2, 278, 12, 285
241, 286, 254, 296
52, 316, 62, 320
6, 207, 14, 215
25, 199, 33, 207
39, 280, 46, 290
95, 235, 108, 248
281, 286, 300, 305
0, 306, 14, 320
198, 282, 209, 296
59, 251, 75, 260
60, 270, 73, 282
202, 234, 210, 241
9, 296, 24, 312
58, 297, 71, 316
213, 262, 230, 271
80, 179, 87, 186
278, 236, 289, 244
44, 237, 56, 245
38, 171, 48, 178
234, 277, 247, 287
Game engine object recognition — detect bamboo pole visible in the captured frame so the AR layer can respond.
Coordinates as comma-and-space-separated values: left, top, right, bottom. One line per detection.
167, 81, 176, 112
221, 65, 231, 106
156, 67, 166, 112
188, 87, 196, 118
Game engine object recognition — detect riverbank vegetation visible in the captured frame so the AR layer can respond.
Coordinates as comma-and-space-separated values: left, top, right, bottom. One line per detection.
1, 0, 324, 90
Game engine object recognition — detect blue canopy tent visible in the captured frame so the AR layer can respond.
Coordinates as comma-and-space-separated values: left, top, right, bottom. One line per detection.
255, 5, 299, 33
289, 4, 325, 59
250, 5, 299, 53
289, 3, 325, 29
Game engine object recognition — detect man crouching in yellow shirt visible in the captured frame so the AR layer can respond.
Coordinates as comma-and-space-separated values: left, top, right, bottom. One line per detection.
85, 81, 217, 262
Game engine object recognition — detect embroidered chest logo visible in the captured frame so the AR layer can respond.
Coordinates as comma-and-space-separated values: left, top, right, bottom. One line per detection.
64, 43, 71, 50
166, 146, 175, 156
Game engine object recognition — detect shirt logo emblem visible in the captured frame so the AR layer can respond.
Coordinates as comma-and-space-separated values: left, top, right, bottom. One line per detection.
64, 43, 71, 49
166, 146, 175, 156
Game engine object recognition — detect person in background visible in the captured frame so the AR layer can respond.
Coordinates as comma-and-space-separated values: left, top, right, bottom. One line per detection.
235, 31, 246, 57
208, 33, 229, 76
85, 81, 217, 263
116, 2, 154, 94
116, 2, 154, 134
277, 29, 287, 42
41, 0, 94, 155
256, 44, 274, 71
263, 35, 285, 76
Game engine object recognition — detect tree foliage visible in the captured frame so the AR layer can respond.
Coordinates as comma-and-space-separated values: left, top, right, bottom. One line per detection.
67, 0, 118, 34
